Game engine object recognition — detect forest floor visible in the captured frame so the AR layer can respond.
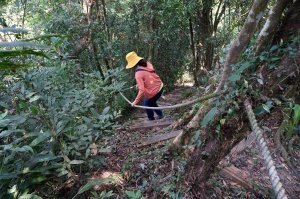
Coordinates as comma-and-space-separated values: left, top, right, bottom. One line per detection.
93, 86, 300, 199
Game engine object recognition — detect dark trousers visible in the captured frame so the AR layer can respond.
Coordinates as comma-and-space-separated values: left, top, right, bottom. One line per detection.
144, 88, 163, 120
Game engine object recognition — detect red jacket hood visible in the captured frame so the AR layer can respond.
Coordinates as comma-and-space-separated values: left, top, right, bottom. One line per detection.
136, 62, 155, 72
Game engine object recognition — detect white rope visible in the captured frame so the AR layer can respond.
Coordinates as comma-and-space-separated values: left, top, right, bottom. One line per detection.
244, 99, 288, 199
118, 90, 225, 110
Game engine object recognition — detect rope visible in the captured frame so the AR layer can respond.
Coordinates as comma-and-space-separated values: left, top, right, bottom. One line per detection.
120, 85, 136, 92
244, 99, 288, 199
118, 90, 225, 110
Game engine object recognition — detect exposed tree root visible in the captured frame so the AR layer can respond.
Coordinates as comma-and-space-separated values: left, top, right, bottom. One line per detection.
169, 101, 211, 152
170, 106, 198, 130
184, 110, 249, 198
288, 135, 300, 177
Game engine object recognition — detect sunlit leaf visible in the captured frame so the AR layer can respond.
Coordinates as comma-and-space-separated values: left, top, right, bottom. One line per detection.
0, 110, 8, 120
201, 107, 218, 127
30, 105, 39, 115
262, 104, 270, 113
254, 102, 273, 115
270, 45, 279, 52
29, 154, 63, 166
73, 178, 114, 198
228, 73, 241, 82
13, 145, 34, 153
102, 106, 110, 115
30, 131, 51, 147
29, 95, 41, 102
0, 129, 23, 138
293, 104, 300, 125
69, 160, 85, 165
19, 193, 43, 199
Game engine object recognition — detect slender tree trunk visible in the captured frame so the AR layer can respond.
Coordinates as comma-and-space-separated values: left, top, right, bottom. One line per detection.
189, 17, 199, 86
68, 34, 91, 58
21, 0, 27, 63
148, 13, 155, 61
91, 43, 105, 80
216, 0, 269, 92
274, 0, 300, 42
100, 0, 112, 69
255, 0, 292, 54
101, 0, 110, 43
21, 0, 27, 37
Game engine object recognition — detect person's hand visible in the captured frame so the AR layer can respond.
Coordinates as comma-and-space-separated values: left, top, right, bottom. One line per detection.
131, 102, 135, 107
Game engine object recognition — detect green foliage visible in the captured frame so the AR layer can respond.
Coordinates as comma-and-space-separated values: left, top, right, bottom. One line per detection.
0, 49, 48, 58
201, 107, 218, 127
286, 104, 300, 137
254, 101, 273, 115
125, 190, 144, 199
73, 178, 115, 198
0, 65, 123, 197
0, 28, 52, 70
91, 190, 116, 199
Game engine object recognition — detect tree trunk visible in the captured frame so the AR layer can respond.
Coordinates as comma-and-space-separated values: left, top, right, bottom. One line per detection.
68, 32, 91, 58
255, 0, 292, 54
273, 0, 300, 43
216, 0, 269, 92
188, 17, 199, 86
148, 13, 155, 61
91, 43, 105, 80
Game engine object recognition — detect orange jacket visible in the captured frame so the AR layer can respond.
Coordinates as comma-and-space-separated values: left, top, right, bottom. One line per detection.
132, 62, 163, 105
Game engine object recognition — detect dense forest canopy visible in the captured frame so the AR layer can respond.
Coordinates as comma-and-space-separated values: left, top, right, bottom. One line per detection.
0, 0, 299, 198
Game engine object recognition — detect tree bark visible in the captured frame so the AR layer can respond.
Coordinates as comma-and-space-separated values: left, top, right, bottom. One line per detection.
68, 34, 91, 59
90, 43, 105, 80
100, 0, 112, 69
216, 0, 269, 92
255, 0, 292, 54
189, 17, 199, 86
273, 0, 300, 42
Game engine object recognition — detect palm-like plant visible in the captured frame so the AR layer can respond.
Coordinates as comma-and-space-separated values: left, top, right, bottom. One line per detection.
0, 27, 50, 70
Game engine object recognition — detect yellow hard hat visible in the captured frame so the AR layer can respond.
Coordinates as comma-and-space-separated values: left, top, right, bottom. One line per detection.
125, 51, 143, 69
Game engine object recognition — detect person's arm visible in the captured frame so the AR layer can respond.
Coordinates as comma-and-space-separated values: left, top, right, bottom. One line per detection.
132, 73, 144, 105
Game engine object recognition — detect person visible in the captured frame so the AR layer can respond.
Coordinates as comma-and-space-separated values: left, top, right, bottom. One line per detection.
125, 51, 164, 121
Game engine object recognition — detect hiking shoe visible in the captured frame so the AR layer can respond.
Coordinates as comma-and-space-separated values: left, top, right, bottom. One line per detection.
157, 115, 164, 120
